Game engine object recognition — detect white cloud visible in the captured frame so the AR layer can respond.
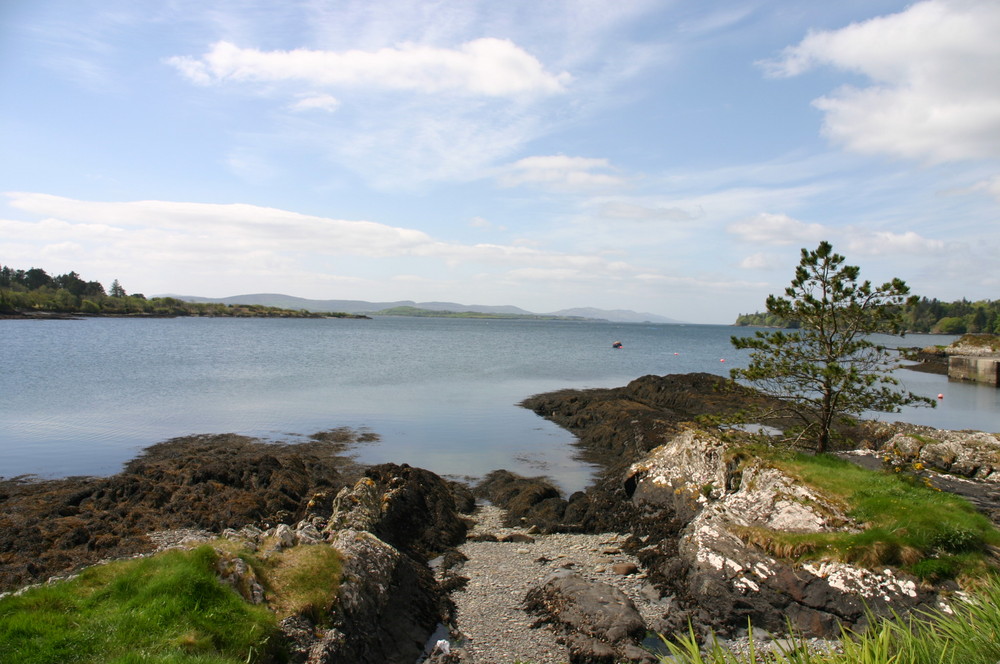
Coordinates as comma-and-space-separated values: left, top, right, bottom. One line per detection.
726, 212, 945, 259
167, 38, 571, 98
327, 107, 540, 189
761, 0, 1000, 163
971, 175, 1000, 201
1, 192, 638, 279
726, 212, 828, 245
469, 216, 506, 231
739, 252, 780, 270
289, 93, 340, 113
498, 155, 626, 191
845, 229, 945, 255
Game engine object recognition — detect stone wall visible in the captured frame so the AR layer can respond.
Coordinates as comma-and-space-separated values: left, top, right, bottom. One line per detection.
949, 355, 1000, 386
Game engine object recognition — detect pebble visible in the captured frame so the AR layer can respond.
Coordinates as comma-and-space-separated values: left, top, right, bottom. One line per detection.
436, 504, 668, 664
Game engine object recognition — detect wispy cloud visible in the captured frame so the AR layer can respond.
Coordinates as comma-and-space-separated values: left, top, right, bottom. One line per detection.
726, 212, 828, 245
595, 201, 701, 222
845, 229, 945, 255
2, 192, 638, 279
498, 155, 626, 191
289, 93, 340, 113
168, 38, 571, 97
739, 252, 781, 270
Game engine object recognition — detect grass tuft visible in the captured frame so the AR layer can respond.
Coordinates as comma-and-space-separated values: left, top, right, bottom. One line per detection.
0, 546, 279, 664
734, 450, 1000, 581
253, 543, 342, 622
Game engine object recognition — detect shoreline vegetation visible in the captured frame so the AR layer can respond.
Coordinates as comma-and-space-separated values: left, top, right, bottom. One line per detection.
0, 265, 371, 319
0, 305, 370, 320
0, 264, 608, 321
734, 297, 1000, 335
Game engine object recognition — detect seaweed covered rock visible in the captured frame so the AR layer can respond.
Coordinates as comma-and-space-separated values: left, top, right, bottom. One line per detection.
520, 373, 779, 472
0, 431, 365, 592
474, 470, 568, 531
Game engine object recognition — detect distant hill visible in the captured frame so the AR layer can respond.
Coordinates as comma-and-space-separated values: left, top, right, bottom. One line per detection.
166, 294, 685, 324
548, 307, 684, 324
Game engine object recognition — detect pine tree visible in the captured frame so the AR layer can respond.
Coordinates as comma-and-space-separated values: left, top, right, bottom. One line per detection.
730, 241, 935, 452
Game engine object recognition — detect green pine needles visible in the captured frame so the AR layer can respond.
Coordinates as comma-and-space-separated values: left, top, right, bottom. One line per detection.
731, 242, 935, 452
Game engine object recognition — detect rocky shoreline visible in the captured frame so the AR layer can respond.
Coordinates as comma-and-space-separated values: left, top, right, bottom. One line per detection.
3, 372, 999, 663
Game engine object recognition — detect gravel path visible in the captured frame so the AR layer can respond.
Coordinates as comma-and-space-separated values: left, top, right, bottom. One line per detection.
437, 504, 670, 664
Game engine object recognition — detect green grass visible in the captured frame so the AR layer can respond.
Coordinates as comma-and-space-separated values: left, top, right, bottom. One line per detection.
658, 575, 1000, 664
250, 543, 342, 622
0, 546, 279, 664
736, 451, 1000, 582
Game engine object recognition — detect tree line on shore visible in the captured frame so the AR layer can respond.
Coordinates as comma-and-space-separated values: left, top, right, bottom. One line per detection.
735, 296, 1000, 335
0, 265, 356, 318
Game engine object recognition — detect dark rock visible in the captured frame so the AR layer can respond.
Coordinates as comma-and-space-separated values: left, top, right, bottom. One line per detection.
566, 634, 618, 663
320, 529, 444, 664
448, 481, 477, 514
516, 377, 968, 642
563, 491, 591, 524
621, 642, 660, 664
524, 571, 647, 644
474, 470, 567, 531
439, 574, 469, 593
278, 615, 319, 662
519, 373, 774, 470
324, 464, 468, 559
438, 549, 468, 572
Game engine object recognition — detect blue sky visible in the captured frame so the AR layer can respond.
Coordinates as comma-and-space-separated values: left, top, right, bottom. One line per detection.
2, 0, 998, 324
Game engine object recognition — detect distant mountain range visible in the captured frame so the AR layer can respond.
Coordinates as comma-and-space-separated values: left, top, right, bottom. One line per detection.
167, 293, 685, 324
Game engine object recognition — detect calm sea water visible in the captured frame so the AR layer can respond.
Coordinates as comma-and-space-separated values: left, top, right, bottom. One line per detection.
1, 317, 996, 491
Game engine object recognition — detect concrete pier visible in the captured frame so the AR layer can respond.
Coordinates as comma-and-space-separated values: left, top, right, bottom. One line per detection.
949, 355, 1000, 386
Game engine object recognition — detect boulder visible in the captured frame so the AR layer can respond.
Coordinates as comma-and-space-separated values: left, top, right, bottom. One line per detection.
880, 426, 1000, 481
214, 549, 265, 604
524, 571, 647, 660
629, 429, 938, 638
290, 529, 443, 664
324, 463, 469, 558
474, 470, 568, 531
624, 429, 731, 519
